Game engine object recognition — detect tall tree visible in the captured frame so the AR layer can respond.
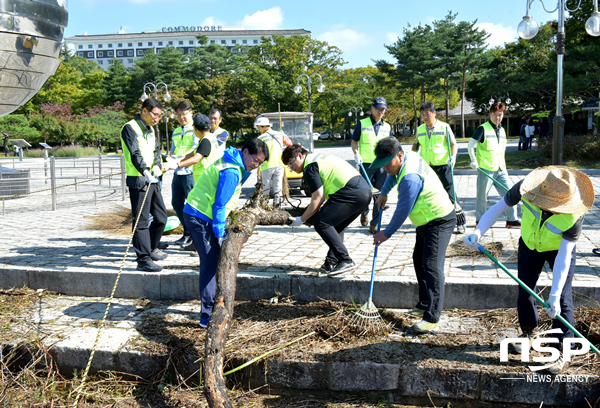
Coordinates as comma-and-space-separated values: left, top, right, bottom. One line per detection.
102, 59, 131, 107
184, 34, 245, 82
0, 115, 40, 156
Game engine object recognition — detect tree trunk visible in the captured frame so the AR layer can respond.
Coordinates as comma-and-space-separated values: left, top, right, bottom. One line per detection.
204, 203, 292, 408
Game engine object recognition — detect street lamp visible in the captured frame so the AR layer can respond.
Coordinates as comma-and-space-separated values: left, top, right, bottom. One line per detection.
140, 81, 171, 150
479, 103, 489, 123
517, 0, 600, 164
348, 106, 364, 123
294, 73, 325, 113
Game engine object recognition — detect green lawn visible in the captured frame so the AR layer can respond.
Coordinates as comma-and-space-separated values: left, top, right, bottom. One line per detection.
455, 150, 600, 170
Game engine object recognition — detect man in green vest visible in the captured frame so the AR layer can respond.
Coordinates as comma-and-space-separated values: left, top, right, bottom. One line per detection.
120, 98, 168, 272
182, 138, 269, 328
209, 107, 229, 146
283, 144, 372, 276
164, 100, 197, 247
255, 116, 292, 207
412, 101, 463, 231
468, 102, 520, 227
464, 166, 594, 374
351, 97, 391, 233
371, 137, 456, 334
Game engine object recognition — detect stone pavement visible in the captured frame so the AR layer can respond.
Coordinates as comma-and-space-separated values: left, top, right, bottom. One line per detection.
1, 145, 600, 309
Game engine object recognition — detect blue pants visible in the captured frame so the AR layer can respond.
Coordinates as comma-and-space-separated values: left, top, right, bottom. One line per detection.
171, 173, 194, 236
184, 213, 219, 318
476, 168, 519, 222
517, 238, 576, 342
359, 163, 387, 227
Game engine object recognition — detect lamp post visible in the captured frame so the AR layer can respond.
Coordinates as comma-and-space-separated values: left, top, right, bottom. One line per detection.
294, 73, 325, 113
487, 94, 512, 134
517, 0, 600, 164
140, 82, 172, 151
478, 103, 489, 123
348, 106, 363, 124
162, 108, 175, 152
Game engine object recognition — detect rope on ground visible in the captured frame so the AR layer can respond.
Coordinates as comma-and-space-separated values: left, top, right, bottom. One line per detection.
71, 183, 150, 407
0, 171, 126, 201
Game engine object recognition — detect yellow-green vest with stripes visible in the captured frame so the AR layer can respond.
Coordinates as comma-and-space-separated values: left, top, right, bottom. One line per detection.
476, 122, 507, 172
186, 158, 243, 221
416, 121, 452, 166
258, 130, 286, 171
303, 153, 359, 200
121, 119, 156, 177
358, 117, 391, 163
193, 132, 225, 182
172, 122, 196, 156
398, 151, 454, 226
520, 199, 582, 252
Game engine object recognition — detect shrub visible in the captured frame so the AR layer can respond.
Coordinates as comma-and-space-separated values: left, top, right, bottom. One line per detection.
538, 134, 600, 162
24, 145, 101, 157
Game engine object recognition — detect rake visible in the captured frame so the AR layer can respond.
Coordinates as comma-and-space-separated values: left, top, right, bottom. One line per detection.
358, 162, 381, 201
477, 167, 509, 192
349, 211, 389, 334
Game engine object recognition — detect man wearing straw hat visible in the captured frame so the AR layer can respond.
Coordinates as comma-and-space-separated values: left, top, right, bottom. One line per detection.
255, 116, 292, 208
371, 137, 456, 334
464, 166, 594, 373
282, 143, 372, 276
468, 101, 521, 228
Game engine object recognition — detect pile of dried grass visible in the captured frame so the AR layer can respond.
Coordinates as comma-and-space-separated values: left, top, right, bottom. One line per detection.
84, 204, 182, 235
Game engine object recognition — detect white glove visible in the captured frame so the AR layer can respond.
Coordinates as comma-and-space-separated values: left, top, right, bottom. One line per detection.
469, 161, 478, 170
354, 153, 363, 165
545, 294, 561, 318
217, 237, 224, 247
152, 165, 163, 177
463, 230, 481, 251
448, 156, 455, 167
163, 161, 178, 171
288, 216, 303, 227
143, 169, 158, 184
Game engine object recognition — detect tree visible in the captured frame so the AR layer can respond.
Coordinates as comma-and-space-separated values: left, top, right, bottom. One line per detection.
81, 102, 127, 151
156, 46, 188, 89
102, 59, 131, 107
0, 115, 40, 156
184, 35, 245, 82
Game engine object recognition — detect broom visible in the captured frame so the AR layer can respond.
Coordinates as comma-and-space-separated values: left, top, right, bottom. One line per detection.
349, 211, 389, 334
446, 128, 466, 230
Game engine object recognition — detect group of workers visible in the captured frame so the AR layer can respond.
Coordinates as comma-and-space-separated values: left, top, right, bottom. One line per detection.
121, 96, 594, 373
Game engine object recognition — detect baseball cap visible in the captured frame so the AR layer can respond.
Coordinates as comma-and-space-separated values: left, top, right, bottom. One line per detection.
372, 97, 387, 109
193, 114, 211, 131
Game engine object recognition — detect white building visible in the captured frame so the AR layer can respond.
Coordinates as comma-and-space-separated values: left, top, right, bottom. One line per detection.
65, 26, 311, 70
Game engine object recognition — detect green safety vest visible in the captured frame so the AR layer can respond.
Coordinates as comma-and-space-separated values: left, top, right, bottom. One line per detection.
212, 126, 229, 144
398, 151, 454, 227
172, 122, 196, 156
121, 119, 156, 177
476, 122, 507, 172
416, 121, 452, 166
258, 130, 286, 171
358, 117, 391, 163
520, 199, 582, 252
186, 158, 243, 221
193, 132, 225, 182
303, 153, 359, 200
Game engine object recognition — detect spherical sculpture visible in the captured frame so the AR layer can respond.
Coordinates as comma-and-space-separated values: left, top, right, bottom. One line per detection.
0, 0, 68, 116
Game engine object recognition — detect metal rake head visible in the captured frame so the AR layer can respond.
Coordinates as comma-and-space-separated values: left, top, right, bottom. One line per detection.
349, 299, 389, 335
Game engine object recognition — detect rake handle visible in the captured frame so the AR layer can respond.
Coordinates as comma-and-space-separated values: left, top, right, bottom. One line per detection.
477, 167, 509, 192
477, 244, 599, 354
359, 162, 375, 190
368, 210, 384, 301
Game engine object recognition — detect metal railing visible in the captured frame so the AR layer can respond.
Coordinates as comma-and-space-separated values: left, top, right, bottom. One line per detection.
0, 154, 126, 215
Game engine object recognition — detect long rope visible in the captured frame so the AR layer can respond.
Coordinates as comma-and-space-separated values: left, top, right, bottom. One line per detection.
72, 184, 152, 406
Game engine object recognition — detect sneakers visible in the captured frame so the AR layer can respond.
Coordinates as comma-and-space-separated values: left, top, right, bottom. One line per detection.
509, 327, 540, 354
327, 260, 356, 277
150, 248, 168, 261
136, 261, 162, 272
321, 260, 337, 272
506, 220, 521, 228
182, 241, 196, 252
411, 319, 440, 334
360, 215, 368, 226
406, 307, 425, 317
545, 352, 567, 374
593, 248, 600, 256
199, 315, 210, 328
455, 225, 466, 234
174, 235, 189, 246
369, 225, 377, 234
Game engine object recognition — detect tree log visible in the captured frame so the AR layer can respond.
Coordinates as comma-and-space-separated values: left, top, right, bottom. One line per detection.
203, 206, 292, 408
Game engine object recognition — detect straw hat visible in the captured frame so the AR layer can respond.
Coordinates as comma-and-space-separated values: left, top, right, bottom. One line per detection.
520, 166, 594, 214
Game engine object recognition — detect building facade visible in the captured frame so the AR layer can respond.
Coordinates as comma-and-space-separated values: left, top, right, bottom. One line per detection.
65, 27, 311, 70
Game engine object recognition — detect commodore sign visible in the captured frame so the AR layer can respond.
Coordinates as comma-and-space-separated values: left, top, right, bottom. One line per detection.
162, 26, 223, 32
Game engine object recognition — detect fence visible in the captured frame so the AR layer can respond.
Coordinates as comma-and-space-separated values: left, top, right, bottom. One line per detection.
0, 154, 126, 215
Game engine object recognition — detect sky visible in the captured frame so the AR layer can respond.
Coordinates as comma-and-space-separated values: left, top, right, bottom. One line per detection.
64, 0, 560, 68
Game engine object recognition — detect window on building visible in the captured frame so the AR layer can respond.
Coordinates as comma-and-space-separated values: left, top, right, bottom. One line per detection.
179, 41, 183, 45
87, 52, 93, 57
138, 42, 142, 46
107, 51, 114, 57
168, 41, 173, 45
221, 40, 226, 44
128, 59, 133, 63
78, 45, 83, 49
88, 44, 93, 49
97, 51, 104, 57
98, 60, 103, 65
77, 52, 84, 57
242, 39, 247, 44
108, 44, 113, 48
232, 40, 236, 44
253, 39, 258, 44
188, 49, 195, 54
128, 43, 133, 47
127, 50, 133, 56
148, 42, 152, 46
210, 40, 215, 44
232, 48, 237, 53
117, 51, 123, 56
118, 43, 123, 47
158, 41, 163, 46
137, 50, 144, 56
109, 60, 114, 65
98, 44, 103, 48
189, 40, 194, 45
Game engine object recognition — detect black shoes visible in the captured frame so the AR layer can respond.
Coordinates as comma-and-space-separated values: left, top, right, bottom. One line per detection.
182, 241, 196, 251
506, 220, 521, 228
137, 261, 162, 272
174, 235, 189, 246
151, 248, 168, 261
321, 260, 336, 272
327, 260, 356, 277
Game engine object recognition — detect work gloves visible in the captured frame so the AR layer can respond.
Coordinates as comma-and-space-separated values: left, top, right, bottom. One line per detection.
143, 169, 158, 184
448, 156, 456, 167
217, 237, 224, 247
469, 160, 479, 170
354, 153, 363, 166
288, 216, 303, 227
163, 161, 178, 171
545, 294, 561, 318
463, 230, 481, 251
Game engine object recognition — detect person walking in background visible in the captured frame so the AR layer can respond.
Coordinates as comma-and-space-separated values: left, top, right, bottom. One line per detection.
540, 117, 550, 138
525, 118, 535, 150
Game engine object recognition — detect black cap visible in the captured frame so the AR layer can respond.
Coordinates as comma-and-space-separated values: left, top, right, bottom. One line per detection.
193, 114, 210, 131
372, 97, 387, 109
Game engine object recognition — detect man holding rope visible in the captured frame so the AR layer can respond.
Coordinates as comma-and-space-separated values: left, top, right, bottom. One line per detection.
464, 166, 594, 373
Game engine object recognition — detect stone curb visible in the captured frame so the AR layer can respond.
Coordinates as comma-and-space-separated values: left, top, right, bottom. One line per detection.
2, 267, 600, 309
